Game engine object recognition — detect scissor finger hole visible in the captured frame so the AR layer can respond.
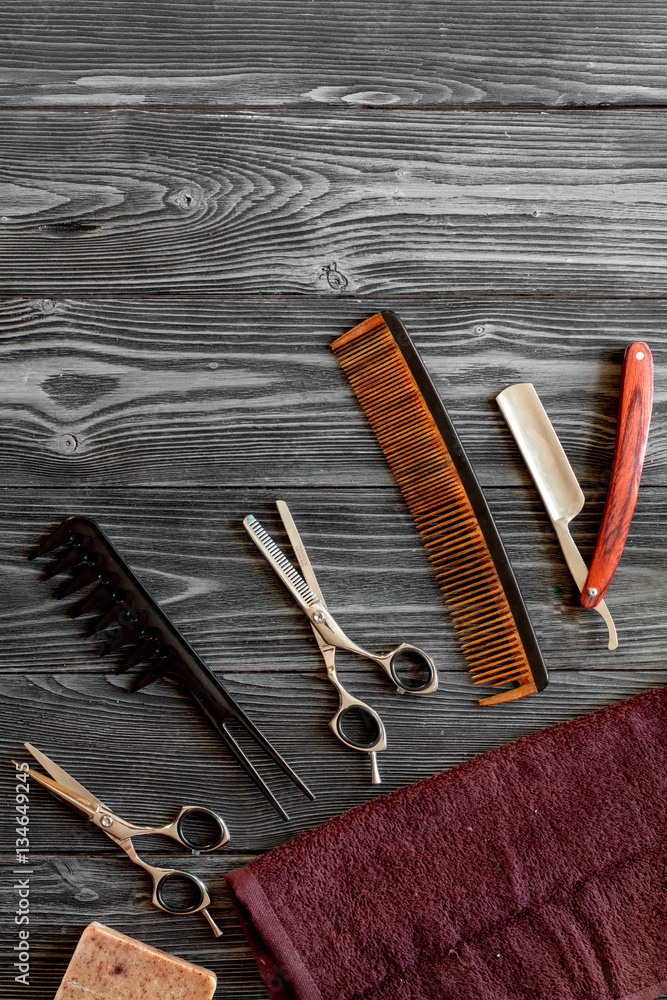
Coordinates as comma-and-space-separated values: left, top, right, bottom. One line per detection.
337, 706, 382, 750
177, 810, 227, 852
390, 647, 434, 691
156, 872, 205, 914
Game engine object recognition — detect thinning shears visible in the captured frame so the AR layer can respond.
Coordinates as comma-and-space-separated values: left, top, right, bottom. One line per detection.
243, 501, 438, 785
15, 743, 228, 937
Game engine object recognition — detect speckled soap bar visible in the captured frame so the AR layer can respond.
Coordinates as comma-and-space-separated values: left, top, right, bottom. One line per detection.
54, 922, 217, 999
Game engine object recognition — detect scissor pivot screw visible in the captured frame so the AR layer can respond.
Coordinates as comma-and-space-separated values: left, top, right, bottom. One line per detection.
587, 587, 598, 598
100, 815, 113, 828
312, 611, 326, 624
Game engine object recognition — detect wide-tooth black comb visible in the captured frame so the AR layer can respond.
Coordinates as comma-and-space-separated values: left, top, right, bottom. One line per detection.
29, 516, 314, 820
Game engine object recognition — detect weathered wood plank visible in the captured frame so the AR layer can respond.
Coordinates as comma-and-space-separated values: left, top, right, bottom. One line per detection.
1, 297, 665, 488
2, 668, 664, 857
5, 671, 666, 1000
2, 22, 666, 993
0, 855, 266, 999
2, 1, 667, 109
1, 488, 663, 678
3, 111, 667, 294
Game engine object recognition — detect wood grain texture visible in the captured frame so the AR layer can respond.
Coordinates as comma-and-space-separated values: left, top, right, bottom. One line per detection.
4, 111, 667, 294
3, 668, 665, 854
2, 668, 667, 998
0, 855, 267, 999
2, 488, 664, 679
3, 8, 667, 996
3, 1, 667, 109
0, 297, 665, 488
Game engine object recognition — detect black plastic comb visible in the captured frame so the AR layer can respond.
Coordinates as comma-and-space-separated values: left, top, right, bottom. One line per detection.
29, 516, 314, 820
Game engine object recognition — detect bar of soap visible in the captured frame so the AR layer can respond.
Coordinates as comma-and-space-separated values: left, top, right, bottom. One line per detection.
54, 922, 217, 999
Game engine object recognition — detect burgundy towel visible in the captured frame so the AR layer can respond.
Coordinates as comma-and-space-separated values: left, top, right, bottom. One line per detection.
226, 687, 667, 1000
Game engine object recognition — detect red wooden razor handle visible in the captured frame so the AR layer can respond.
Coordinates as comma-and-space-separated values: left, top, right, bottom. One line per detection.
581, 343, 653, 609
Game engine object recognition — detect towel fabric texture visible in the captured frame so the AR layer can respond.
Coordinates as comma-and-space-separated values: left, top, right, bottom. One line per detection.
226, 686, 667, 1000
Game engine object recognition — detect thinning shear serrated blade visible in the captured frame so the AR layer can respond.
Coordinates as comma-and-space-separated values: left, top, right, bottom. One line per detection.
243, 514, 320, 610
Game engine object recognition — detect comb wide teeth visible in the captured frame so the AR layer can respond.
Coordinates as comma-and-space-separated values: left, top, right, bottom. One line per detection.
102, 614, 148, 655
113, 632, 164, 673
332, 314, 547, 705
40, 537, 91, 580
28, 522, 77, 560
127, 654, 175, 692
88, 597, 132, 634
68, 575, 118, 618
30, 523, 178, 691
30, 521, 169, 686
54, 560, 102, 599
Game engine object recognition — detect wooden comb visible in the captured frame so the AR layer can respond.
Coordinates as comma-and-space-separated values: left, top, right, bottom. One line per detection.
331, 311, 548, 705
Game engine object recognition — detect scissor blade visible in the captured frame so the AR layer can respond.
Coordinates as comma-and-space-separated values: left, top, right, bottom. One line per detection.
24, 743, 101, 804
275, 500, 326, 607
244, 514, 320, 611
14, 761, 98, 819
274, 501, 334, 657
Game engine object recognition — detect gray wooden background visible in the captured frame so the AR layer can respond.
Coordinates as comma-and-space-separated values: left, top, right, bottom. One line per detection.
1, 3, 666, 998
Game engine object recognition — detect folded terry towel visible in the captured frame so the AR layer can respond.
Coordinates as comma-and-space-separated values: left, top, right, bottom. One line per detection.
226, 686, 667, 1000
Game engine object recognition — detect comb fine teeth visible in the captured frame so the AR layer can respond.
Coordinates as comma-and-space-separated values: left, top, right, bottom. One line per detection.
332, 312, 548, 706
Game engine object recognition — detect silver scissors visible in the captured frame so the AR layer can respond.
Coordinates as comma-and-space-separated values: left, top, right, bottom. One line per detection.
15, 743, 228, 937
243, 500, 439, 784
